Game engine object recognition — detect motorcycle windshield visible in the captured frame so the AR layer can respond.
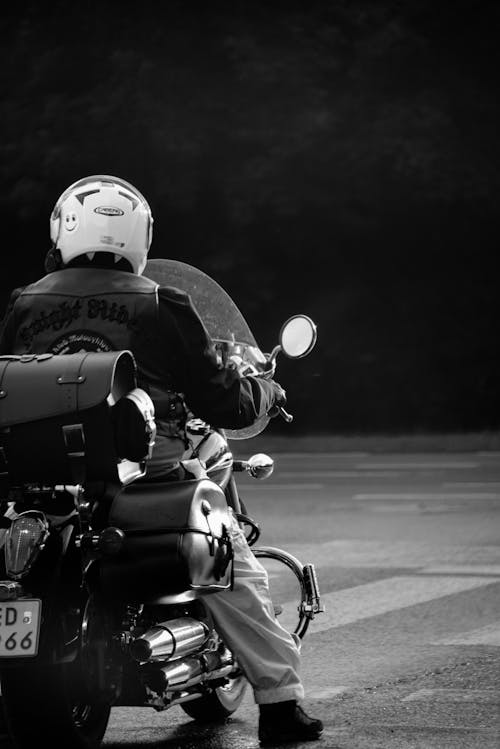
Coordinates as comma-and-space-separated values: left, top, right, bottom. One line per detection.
145, 258, 270, 439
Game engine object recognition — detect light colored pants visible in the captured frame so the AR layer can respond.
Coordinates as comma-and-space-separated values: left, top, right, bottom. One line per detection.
203, 511, 305, 704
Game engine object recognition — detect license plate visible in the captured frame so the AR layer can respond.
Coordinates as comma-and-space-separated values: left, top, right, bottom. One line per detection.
0, 600, 41, 657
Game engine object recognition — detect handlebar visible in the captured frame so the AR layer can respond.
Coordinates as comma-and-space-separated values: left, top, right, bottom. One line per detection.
231, 348, 294, 423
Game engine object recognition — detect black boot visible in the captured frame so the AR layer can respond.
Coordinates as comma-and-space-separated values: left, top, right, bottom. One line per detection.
258, 701, 323, 745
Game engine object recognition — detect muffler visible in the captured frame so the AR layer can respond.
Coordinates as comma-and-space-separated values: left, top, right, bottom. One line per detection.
130, 617, 209, 663
144, 648, 234, 695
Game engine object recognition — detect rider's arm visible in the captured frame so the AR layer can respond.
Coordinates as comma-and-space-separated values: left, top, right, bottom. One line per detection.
156, 287, 283, 430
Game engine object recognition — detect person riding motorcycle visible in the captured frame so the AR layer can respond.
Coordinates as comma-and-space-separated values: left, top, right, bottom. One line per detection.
0, 175, 323, 745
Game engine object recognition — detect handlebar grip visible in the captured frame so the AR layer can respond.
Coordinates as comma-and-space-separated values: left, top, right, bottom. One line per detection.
278, 406, 294, 423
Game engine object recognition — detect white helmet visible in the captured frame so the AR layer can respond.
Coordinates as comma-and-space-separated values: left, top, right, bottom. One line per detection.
49, 175, 153, 275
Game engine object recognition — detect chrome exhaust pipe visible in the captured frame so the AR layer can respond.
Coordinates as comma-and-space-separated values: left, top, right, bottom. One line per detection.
144, 648, 234, 695
130, 617, 209, 663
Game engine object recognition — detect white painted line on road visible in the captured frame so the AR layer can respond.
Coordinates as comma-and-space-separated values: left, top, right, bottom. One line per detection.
272, 452, 369, 459
242, 483, 325, 490
421, 565, 500, 576
402, 688, 500, 703
286, 539, 500, 570
443, 482, 500, 488
367, 504, 430, 513
352, 493, 500, 501
307, 686, 350, 699
352, 724, 500, 734
276, 470, 402, 478
306, 575, 500, 634
356, 462, 479, 470
432, 622, 500, 646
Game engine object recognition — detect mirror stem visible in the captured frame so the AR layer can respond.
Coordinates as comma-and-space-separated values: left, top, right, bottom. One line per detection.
267, 345, 282, 365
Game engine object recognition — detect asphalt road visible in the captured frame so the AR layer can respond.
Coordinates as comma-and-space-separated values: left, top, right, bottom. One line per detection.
3, 449, 500, 748
100, 449, 500, 749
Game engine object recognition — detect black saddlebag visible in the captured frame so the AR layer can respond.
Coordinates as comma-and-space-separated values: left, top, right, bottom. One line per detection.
0, 351, 155, 487
99, 477, 234, 599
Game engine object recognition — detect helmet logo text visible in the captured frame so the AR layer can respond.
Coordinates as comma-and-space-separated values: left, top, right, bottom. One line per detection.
94, 206, 125, 216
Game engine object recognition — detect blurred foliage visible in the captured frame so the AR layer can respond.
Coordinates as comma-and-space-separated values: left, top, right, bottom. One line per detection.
0, 0, 499, 433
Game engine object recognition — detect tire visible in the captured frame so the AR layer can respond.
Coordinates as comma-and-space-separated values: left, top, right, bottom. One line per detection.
0, 697, 9, 741
0, 594, 113, 749
181, 673, 248, 723
1, 661, 111, 749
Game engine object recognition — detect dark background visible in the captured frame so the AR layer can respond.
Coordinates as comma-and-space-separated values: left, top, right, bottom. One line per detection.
1, 0, 498, 436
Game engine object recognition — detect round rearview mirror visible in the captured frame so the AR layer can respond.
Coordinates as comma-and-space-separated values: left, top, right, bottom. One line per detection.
279, 315, 317, 359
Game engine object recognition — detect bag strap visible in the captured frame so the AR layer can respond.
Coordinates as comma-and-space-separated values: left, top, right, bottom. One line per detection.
0, 358, 17, 492
56, 354, 89, 485
56, 353, 88, 413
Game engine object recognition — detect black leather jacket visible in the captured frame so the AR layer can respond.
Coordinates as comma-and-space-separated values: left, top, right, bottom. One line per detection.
0, 265, 280, 475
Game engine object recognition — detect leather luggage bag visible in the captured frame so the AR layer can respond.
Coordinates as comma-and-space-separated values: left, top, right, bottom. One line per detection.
0, 351, 155, 487
100, 477, 234, 599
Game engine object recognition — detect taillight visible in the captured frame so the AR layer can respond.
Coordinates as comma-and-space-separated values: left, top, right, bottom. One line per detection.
4, 511, 49, 579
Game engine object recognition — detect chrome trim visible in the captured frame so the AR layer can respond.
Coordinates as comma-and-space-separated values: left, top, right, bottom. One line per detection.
176, 663, 234, 691
252, 545, 323, 640
150, 591, 198, 605
0, 580, 24, 601
205, 452, 234, 474
130, 618, 209, 663
246, 453, 274, 480
4, 511, 50, 580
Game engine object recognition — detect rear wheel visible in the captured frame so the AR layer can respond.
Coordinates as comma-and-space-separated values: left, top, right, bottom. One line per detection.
181, 672, 248, 722
1, 595, 114, 749
1, 661, 111, 749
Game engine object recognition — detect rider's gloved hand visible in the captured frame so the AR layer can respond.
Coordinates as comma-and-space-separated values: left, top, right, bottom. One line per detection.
260, 357, 277, 380
267, 381, 287, 418
228, 354, 260, 377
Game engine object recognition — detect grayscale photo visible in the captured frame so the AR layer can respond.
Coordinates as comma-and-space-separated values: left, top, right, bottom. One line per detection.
0, 2, 498, 748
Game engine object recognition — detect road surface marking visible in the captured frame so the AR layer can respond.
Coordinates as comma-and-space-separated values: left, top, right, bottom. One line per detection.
356, 462, 479, 470
241, 483, 324, 490
353, 723, 500, 734
402, 688, 500, 703
307, 686, 350, 699
352, 493, 500, 501
421, 565, 500, 576
443, 481, 500, 488
431, 622, 500, 646
276, 470, 402, 478
366, 503, 427, 513
306, 575, 500, 634
285, 539, 500, 569
272, 452, 369, 459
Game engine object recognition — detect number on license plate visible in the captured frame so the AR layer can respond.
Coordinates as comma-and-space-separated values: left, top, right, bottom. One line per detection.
0, 600, 41, 657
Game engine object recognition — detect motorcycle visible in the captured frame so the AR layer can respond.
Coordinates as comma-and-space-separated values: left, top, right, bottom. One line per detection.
0, 259, 323, 748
